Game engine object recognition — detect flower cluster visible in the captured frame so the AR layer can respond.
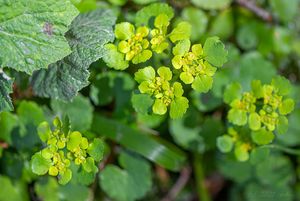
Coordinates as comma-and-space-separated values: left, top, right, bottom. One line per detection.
31, 117, 103, 184
103, 10, 227, 118
135, 66, 189, 119
217, 77, 295, 161
172, 40, 217, 92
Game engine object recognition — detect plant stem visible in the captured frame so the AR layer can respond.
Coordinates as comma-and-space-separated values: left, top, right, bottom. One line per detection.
263, 144, 300, 155
193, 154, 211, 201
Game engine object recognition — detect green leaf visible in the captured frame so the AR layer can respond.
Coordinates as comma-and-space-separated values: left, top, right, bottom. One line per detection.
157, 67, 172, 81
87, 138, 104, 162
246, 183, 293, 201
251, 128, 274, 145
169, 22, 191, 43
203, 36, 227, 67
250, 147, 270, 165
134, 66, 155, 83
181, 7, 208, 41
223, 82, 242, 104
228, 109, 247, 126
17, 101, 45, 126
135, 3, 174, 26
269, 0, 298, 23
192, 75, 213, 93
277, 116, 289, 134
279, 99, 294, 115
99, 152, 152, 201
248, 113, 261, 131
51, 94, 93, 132
82, 157, 95, 173
132, 0, 157, 4
31, 9, 116, 100
92, 115, 186, 171
234, 144, 249, 162
0, 72, 14, 112
170, 97, 189, 119
238, 52, 276, 90
67, 131, 82, 150
35, 178, 59, 201
251, 80, 264, 98
114, 22, 135, 40
0, 175, 30, 201
217, 135, 233, 153
191, 0, 232, 10
0, 0, 78, 74
31, 152, 51, 175
131, 93, 154, 114
169, 112, 203, 152
271, 76, 292, 96
0, 112, 18, 144
209, 9, 233, 40
153, 99, 167, 115
172, 39, 191, 55
255, 154, 294, 187
37, 122, 51, 142
58, 169, 72, 185
103, 44, 129, 70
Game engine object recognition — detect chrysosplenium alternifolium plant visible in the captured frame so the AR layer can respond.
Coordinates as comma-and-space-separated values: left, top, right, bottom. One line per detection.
217, 76, 295, 161
103, 12, 227, 119
31, 117, 103, 184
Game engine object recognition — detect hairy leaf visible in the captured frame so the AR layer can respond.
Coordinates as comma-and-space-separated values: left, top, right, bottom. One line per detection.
0, 0, 79, 74
31, 9, 116, 100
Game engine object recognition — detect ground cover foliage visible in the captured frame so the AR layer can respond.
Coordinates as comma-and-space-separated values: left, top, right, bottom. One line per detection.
0, 0, 300, 201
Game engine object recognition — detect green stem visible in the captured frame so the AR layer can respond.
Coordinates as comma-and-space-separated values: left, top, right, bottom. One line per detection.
193, 154, 211, 201
262, 144, 300, 155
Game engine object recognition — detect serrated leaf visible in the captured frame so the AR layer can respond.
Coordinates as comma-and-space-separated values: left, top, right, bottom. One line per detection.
135, 3, 174, 26
87, 138, 104, 162
277, 116, 289, 134
228, 109, 247, 126
169, 22, 191, 43
99, 152, 152, 201
169, 97, 189, 119
31, 152, 51, 175
192, 75, 213, 93
279, 99, 294, 115
203, 36, 227, 67
217, 135, 233, 153
31, 9, 116, 100
0, 0, 79, 74
223, 82, 242, 104
131, 93, 153, 114
0, 72, 14, 112
249, 113, 261, 131
271, 76, 292, 96
51, 94, 93, 132
251, 128, 274, 145
58, 169, 72, 185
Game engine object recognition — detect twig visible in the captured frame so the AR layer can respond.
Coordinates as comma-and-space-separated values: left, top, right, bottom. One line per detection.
162, 166, 191, 201
235, 0, 273, 22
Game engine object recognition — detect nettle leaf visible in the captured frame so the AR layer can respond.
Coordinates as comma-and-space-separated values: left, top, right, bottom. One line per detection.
100, 152, 152, 201
203, 37, 228, 67
135, 3, 174, 26
0, 0, 79, 74
31, 9, 116, 100
0, 71, 14, 112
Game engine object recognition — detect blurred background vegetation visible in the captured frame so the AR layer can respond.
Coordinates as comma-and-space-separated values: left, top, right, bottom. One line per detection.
1, 0, 300, 201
